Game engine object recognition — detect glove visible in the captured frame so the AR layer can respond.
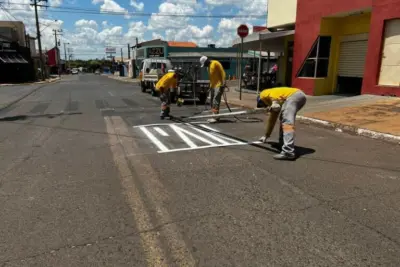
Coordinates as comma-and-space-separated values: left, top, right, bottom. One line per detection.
271, 102, 281, 112
259, 136, 268, 143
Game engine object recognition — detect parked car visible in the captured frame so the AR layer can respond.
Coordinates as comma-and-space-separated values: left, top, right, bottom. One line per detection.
71, 68, 79, 74
94, 69, 101, 75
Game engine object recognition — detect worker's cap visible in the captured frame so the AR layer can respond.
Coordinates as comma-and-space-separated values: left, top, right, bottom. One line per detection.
199, 56, 208, 67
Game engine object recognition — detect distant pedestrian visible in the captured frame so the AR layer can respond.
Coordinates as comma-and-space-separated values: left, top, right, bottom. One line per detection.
257, 87, 307, 160
199, 56, 226, 123
155, 71, 180, 119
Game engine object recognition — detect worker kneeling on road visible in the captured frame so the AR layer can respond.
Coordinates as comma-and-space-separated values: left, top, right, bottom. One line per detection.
257, 87, 307, 160
155, 71, 180, 119
200, 56, 226, 123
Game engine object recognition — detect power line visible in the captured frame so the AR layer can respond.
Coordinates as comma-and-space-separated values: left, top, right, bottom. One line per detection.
0, 2, 265, 19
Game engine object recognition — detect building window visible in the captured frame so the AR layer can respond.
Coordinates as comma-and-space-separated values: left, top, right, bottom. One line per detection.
297, 36, 332, 78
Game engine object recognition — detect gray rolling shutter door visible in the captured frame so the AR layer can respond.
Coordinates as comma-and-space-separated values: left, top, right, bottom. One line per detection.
338, 40, 368, 77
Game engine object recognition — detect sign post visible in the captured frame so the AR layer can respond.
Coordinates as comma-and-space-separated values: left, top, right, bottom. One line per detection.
237, 24, 249, 100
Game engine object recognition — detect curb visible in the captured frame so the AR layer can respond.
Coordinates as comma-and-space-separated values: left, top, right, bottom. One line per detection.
296, 116, 400, 144
0, 78, 60, 112
106, 76, 139, 84
234, 87, 258, 94
225, 100, 400, 144
0, 77, 60, 87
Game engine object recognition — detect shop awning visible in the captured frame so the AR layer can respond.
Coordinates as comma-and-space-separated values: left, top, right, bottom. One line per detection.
232, 30, 295, 53
0, 53, 29, 64
168, 51, 276, 59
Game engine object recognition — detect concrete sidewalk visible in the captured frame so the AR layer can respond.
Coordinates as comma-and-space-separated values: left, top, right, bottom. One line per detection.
0, 77, 60, 110
224, 87, 400, 143
104, 74, 139, 84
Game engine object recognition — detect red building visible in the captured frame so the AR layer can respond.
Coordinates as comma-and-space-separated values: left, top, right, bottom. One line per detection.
46, 46, 60, 74
292, 0, 400, 96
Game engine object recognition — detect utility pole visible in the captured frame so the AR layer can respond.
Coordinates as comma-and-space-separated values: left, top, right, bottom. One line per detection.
31, 0, 47, 81
64, 42, 69, 70
127, 43, 130, 59
53, 29, 62, 76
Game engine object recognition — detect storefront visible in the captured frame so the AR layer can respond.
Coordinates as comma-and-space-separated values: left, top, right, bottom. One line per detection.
0, 41, 34, 83
292, 0, 400, 96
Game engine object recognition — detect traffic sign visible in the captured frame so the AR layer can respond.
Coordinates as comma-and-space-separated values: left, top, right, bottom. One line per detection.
237, 24, 249, 38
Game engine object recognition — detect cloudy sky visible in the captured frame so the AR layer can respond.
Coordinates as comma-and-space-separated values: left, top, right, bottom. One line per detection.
0, 0, 267, 59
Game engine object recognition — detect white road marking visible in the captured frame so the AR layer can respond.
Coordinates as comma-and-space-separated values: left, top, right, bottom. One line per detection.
198, 124, 219, 132
108, 91, 114, 96
158, 141, 263, 154
171, 124, 217, 146
187, 110, 247, 119
188, 125, 240, 145
170, 124, 198, 148
139, 126, 169, 152
153, 127, 169, 136
136, 122, 263, 154
133, 121, 209, 128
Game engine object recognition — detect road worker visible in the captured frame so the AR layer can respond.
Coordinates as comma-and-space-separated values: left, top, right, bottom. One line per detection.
257, 86, 307, 160
200, 56, 226, 123
155, 70, 180, 119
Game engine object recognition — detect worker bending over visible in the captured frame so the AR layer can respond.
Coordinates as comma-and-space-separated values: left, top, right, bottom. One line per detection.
155, 71, 179, 119
257, 87, 307, 160
200, 56, 226, 123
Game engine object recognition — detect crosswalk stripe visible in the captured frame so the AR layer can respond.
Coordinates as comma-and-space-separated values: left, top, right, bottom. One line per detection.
139, 126, 169, 152
153, 127, 169, 136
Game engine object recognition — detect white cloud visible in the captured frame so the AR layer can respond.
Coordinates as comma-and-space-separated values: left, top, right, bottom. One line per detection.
49, 0, 63, 7
124, 21, 147, 42
148, 2, 195, 30
75, 19, 98, 29
216, 18, 253, 47
152, 32, 164, 40
93, 0, 130, 19
130, 0, 144, 11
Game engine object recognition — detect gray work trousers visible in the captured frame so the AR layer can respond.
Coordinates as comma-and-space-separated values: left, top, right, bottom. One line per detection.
159, 89, 171, 116
210, 86, 223, 114
278, 91, 307, 156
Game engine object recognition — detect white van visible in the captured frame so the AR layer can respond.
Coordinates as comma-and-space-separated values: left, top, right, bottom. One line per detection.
139, 58, 173, 96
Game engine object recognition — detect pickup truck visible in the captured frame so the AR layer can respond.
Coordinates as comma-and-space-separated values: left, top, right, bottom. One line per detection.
139, 58, 172, 96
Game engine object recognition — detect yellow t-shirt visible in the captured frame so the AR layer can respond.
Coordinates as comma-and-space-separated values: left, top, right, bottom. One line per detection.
209, 60, 226, 89
155, 72, 177, 92
259, 87, 299, 105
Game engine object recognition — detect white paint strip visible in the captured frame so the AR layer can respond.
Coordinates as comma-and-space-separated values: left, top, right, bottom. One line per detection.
187, 110, 248, 119
139, 126, 169, 152
172, 124, 217, 146
188, 125, 242, 145
153, 127, 169, 136
199, 124, 220, 132
108, 91, 114, 96
188, 126, 231, 145
157, 141, 262, 153
170, 124, 198, 148
133, 121, 209, 128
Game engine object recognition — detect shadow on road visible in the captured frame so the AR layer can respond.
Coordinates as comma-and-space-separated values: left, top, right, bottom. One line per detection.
267, 141, 316, 158
0, 112, 82, 122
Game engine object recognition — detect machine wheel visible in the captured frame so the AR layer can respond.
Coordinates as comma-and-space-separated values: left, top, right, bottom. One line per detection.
198, 93, 207, 105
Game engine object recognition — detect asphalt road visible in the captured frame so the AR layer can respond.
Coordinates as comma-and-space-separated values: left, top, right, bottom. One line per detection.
1, 74, 400, 266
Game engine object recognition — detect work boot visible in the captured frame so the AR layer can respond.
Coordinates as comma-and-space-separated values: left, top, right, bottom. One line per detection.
273, 152, 296, 161
207, 118, 219, 123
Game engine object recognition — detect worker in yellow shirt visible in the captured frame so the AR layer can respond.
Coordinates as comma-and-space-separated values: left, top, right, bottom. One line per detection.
257, 87, 307, 160
200, 56, 226, 123
155, 71, 180, 119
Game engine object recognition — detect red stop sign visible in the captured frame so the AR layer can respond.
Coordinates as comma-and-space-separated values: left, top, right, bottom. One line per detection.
237, 24, 249, 38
